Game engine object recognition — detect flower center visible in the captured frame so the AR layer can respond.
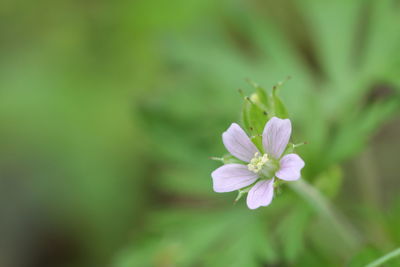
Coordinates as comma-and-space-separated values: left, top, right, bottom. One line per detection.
247, 152, 269, 173
247, 152, 278, 178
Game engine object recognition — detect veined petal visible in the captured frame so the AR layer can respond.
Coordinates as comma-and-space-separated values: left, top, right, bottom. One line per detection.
212, 164, 258, 193
222, 123, 259, 162
275, 154, 304, 181
262, 117, 291, 159
246, 179, 274, 209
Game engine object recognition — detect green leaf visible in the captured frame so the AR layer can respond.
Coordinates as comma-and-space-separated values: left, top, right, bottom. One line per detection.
314, 165, 343, 198
277, 205, 312, 262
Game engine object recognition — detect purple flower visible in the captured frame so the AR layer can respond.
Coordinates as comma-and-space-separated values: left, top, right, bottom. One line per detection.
211, 117, 305, 209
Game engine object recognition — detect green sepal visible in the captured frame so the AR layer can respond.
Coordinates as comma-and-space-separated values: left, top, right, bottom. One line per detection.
283, 142, 296, 155
234, 185, 252, 203
241, 95, 268, 134
240, 79, 291, 156
270, 86, 289, 119
210, 154, 245, 164
241, 80, 289, 137
283, 142, 307, 155
246, 79, 270, 107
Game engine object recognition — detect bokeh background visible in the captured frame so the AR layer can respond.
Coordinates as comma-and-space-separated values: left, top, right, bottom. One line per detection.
1, 0, 400, 266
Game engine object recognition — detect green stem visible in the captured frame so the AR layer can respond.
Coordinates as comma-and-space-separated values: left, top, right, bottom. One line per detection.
356, 148, 392, 248
365, 247, 400, 267
289, 179, 362, 251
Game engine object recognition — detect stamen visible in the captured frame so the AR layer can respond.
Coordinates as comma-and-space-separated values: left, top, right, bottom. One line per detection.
247, 153, 269, 173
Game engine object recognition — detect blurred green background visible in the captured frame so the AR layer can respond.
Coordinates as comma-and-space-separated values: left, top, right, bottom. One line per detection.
1, 0, 400, 266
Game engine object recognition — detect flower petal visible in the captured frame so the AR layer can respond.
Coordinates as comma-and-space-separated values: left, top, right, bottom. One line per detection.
246, 179, 274, 209
275, 154, 304, 181
222, 123, 259, 162
212, 164, 258, 193
262, 117, 291, 159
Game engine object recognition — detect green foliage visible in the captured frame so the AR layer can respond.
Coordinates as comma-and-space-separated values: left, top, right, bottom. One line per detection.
276, 204, 312, 262
314, 165, 343, 198
115, 209, 279, 267
2, 0, 400, 266
113, 0, 400, 266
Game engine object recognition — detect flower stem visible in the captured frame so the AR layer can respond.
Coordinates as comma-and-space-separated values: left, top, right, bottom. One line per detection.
365, 247, 400, 267
289, 179, 362, 252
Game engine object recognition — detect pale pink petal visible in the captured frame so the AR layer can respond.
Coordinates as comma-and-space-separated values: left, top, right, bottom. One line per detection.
275, 154, 304, 181
212, 164, 259, 193
262, 117, 291, 159
222, 123, 259, 162
246, 179, 274, 209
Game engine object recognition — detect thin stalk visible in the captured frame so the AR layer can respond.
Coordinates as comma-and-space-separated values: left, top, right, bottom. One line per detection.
289, 179, 362, 251
356, 148, 392, 248
365, 247, 400, 267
